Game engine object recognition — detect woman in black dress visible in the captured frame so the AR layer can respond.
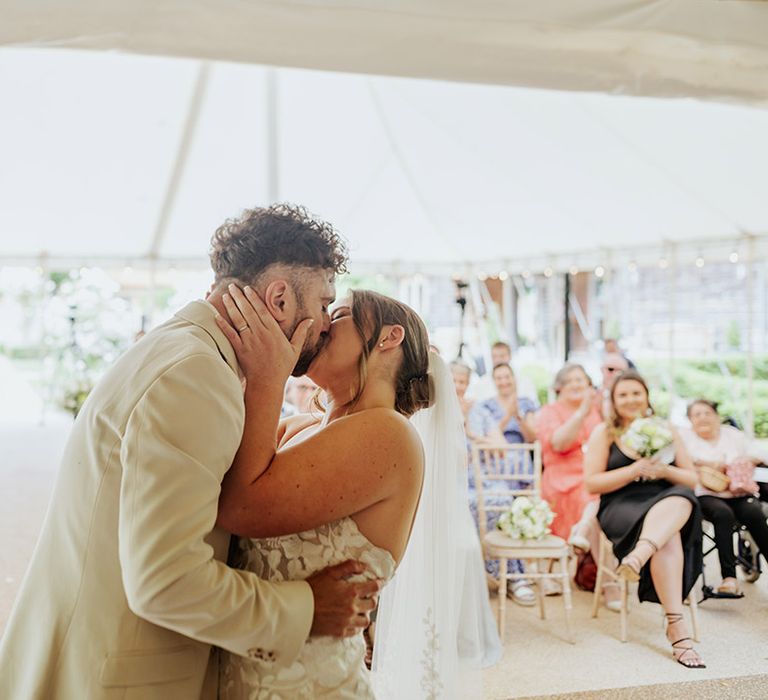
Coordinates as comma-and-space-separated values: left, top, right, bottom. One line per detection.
584, 370, 704, 668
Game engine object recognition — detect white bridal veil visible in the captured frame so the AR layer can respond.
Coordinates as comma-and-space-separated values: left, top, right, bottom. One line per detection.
372, 353, 501, 698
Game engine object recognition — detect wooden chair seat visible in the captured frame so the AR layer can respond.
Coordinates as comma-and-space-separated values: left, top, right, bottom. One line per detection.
484, 531, 568, 558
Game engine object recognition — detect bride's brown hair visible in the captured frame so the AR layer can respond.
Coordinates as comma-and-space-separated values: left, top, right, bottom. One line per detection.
346, 290, 434, 417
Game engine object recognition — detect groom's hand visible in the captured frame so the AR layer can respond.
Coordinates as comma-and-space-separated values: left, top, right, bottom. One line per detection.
306, 560, 381, 638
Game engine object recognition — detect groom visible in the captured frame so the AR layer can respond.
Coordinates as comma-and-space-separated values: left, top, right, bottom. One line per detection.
0, 204, 379, 700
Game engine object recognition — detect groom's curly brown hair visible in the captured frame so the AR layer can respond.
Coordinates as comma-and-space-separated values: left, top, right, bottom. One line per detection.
209, 203, 348, 283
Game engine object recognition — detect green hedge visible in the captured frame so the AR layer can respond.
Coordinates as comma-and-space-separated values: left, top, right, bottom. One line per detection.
640, 356, 768, 438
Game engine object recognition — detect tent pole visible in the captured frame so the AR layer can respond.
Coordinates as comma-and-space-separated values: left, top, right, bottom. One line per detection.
148, 62, 210, 259
746, 236, 755, 436
564, 272, 571, 362
668, 244, 677, 411
266, 68, 280, 202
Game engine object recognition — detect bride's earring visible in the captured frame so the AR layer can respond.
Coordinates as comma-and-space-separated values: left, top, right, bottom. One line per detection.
378, 341, 384, 348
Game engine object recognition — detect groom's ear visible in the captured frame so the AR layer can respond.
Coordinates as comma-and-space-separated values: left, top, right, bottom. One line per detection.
378, 324, 405, 350
262, 279, 294, 322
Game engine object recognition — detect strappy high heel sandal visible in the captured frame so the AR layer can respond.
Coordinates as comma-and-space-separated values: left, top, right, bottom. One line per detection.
616, 537, 658, 582
665, 613, 706, 668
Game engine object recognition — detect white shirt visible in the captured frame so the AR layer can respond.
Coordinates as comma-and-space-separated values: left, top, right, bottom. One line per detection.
679, 424, 762, 497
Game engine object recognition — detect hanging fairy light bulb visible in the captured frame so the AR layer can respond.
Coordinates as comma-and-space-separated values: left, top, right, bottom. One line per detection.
569, 265, 579, 276
521, 269, 532, 280
543, 266, 553, 278
729, 251, 739, 264
695, 256, 705, 269
499, 271, 509, 281
478, 272, 488, 281
628, 261, 638, 272
594, 265, 605, 278
658, 258, 669, 269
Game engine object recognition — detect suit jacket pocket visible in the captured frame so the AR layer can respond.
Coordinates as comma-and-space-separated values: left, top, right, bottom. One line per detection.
100, 645, 197, 687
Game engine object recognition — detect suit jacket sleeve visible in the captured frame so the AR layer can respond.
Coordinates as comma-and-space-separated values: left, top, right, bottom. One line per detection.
118, 353, 313, 662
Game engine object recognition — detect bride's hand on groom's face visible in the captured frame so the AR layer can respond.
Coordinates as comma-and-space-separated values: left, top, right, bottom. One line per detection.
215, 283, 314, 384
306, 560, 381, 638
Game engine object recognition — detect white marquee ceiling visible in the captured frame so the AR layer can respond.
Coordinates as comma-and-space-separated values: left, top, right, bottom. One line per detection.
2, 1, 768, 273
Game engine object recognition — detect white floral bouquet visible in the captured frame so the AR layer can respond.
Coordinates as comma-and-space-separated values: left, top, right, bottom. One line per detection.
497, 496, 555, 540
620, 416, 674, 463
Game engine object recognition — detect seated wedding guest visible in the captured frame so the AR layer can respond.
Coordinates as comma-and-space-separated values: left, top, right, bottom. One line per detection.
488, 341, 538, 401
595, 352, 629, 418
603, 337, 635, 369
285, 375, 319, 414
584, 370, 705, 668
472, 363, 537, 443
537, 363, 620, 607
537, 363, 602, 542
450, 359, 474, 419
680, 399, 768, 596
467, 363, 537, 606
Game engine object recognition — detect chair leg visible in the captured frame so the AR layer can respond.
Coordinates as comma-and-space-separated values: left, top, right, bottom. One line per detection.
560, 554, 574, 644
591, 537, 605, 619
498, 557, 507, 644
535, 561, 546, 620
620, 579, 628, 643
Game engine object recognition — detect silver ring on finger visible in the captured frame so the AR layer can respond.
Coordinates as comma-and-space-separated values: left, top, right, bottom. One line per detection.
237, 324, 249, 333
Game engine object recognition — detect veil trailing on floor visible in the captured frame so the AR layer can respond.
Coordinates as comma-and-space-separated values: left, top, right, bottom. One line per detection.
371, 353, 501, 698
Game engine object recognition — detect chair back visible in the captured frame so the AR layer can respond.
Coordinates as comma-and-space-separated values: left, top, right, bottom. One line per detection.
469, 440, 542, 540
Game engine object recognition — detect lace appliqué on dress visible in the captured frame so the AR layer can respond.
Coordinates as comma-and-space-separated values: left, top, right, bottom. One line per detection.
220, 517, 395, 699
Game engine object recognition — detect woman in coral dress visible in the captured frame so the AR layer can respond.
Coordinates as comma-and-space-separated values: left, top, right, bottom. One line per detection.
537, 363, 602, 543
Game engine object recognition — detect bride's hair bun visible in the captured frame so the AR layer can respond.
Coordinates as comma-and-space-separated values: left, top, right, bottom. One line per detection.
347, 290, 435, 418
396, 372, 435, 418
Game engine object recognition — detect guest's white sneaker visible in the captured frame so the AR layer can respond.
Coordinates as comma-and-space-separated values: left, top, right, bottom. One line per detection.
568, 524, 591, 553
508, 581, 536, 606
603, 582, 622, 612
541, 577, 563, 597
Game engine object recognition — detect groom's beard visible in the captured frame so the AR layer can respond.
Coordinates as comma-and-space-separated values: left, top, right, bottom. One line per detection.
292, 331, 327, 377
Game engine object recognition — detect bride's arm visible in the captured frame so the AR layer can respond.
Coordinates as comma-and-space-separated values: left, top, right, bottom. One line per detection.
213, 284, 315, 484
217, 407, 424, 538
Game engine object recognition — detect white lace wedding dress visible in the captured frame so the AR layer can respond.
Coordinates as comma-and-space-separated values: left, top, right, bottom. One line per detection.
219, 516, 395, 699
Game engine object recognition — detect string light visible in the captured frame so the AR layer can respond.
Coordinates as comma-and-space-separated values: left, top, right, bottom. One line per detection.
658, 258, 669, 269
477, 272, 488, 281
498, 271, 509, 281
543, 267, 553, 278
628, 261, 637, 272
729, 251, 739, 264
594, 265, 605, 278
521, 270, 531, 280
569, 265, 578, 276
695, 256, 705, 268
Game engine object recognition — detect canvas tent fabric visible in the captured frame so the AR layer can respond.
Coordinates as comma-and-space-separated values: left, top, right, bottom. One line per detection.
2, 0, 768, 104
1, 3, 768, 272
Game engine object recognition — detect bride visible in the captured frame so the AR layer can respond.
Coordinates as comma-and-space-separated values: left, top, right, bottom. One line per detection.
214, 286, 494, 698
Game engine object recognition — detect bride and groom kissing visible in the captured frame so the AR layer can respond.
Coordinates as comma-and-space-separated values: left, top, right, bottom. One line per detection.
0, 204, 480, 699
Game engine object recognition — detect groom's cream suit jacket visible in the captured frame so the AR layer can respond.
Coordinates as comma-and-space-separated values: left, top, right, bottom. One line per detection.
0, 301, 313, 699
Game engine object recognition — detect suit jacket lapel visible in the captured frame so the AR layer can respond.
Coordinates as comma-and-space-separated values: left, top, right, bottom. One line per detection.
175, 301, 240, 376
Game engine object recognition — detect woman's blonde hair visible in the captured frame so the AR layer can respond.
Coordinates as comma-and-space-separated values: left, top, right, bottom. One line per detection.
552, 362, 591, 396
345, 290, 434, 418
